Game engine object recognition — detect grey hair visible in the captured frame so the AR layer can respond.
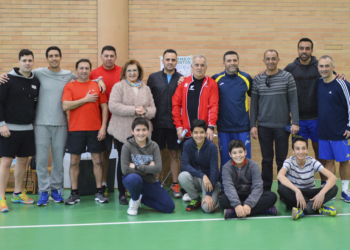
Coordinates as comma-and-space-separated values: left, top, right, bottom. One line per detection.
318, 55, 334, 67
192, 55, 207, 66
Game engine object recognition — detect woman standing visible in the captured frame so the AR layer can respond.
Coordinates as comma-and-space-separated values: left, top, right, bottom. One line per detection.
108, 59, 156, 205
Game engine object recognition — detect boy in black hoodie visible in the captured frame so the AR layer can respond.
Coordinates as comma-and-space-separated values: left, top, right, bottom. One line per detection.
0, 49, 40, 212
220, 140, 277, 219
121, 117, 175, 216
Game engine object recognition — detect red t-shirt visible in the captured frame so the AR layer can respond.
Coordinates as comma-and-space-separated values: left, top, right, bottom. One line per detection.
62, 80, 108, 131
89, 64, 122, 101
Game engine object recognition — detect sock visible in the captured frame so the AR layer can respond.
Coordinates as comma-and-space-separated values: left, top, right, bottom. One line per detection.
71, 189, 79, 195
14, 191, 22, 195
96, 188, 103, 194
342, 180, 349, 192
102, 182, 107, 187
173, 182, 178, 185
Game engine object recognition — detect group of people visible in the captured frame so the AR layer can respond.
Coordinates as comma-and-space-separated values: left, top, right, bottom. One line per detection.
0, 38, 349, 221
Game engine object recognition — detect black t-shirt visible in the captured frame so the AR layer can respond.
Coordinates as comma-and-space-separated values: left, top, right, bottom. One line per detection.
187, 76, 204, 126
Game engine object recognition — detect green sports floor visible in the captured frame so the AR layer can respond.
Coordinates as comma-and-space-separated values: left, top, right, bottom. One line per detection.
1, 180, 349, 250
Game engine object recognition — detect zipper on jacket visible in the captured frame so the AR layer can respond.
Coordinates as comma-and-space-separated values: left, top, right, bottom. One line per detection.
197, 148, 201, 172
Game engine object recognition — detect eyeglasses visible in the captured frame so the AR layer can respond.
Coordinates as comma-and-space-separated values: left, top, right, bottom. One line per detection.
126, 69, 138, 73
265, 75, 270, 87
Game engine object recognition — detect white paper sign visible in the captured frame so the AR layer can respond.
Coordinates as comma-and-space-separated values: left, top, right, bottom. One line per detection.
160, 56, 192, 77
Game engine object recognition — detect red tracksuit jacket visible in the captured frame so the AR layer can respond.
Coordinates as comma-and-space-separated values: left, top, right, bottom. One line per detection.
172, 74, 219, 138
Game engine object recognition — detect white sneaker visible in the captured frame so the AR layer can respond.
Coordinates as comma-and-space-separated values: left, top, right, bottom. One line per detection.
127, 195, 142, 216
182, 193, 191, 202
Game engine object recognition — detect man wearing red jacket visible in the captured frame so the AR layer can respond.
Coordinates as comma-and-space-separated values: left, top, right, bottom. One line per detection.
172, 55, 219, 143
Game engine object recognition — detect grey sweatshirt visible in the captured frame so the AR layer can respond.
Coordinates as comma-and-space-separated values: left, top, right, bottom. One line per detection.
222, 158, 263, 208
32, 67, 76, 126
250, 69, 299, 128
121, 136, 162, 183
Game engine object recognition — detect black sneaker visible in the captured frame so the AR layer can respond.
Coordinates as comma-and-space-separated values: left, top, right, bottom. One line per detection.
64, 193, 80, 205
186, 199, 201, 211
119, 195, 128, 205
95, 192, 109, 203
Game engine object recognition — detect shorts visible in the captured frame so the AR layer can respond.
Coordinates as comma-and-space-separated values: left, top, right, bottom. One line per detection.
151, 128, 180, 151
103, 132, 113, 151
66, 130, 107, 155
319, 139, 350, 162
0, 130, 35, 158
293, 119, 319, 142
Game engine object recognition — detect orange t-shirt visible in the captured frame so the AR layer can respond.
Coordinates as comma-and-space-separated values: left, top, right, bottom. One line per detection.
62, 80, 108, 131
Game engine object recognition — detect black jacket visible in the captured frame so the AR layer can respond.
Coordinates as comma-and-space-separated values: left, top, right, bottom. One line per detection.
0, 68, 40, 125
284, 56, 319, 120
147, 69, 182, 129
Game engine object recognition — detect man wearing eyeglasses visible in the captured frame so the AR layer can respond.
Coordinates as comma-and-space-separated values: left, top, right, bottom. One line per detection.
147, 49, 183, 198
250, 49, 299, 192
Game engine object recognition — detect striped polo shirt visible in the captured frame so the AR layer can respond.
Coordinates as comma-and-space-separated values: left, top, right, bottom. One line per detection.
282, 156, 323, 189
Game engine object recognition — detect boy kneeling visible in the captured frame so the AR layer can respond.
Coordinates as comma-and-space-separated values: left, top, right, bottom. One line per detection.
277, 137, 338, 220
220, 140, 278, 219
121, 117, 175, 215
178, 119, 220, 213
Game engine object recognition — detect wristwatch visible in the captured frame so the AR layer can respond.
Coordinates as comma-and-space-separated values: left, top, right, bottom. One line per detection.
208, 125, 215, 131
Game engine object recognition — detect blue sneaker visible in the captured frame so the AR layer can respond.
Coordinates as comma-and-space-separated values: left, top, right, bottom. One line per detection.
341, 190, 350, 203
50, 190, 64, 203
260, 206, 278, 216
292, 207, 304, 220
224, 208, 237, 220
37, 192, 49, 206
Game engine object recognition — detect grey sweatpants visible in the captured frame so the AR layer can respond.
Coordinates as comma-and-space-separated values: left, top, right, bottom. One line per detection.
178, 171, 220, 213
35, 125, 68, 193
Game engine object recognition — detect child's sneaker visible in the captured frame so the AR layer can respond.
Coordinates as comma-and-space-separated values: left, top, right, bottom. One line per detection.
260, 206, 278, 216
341, 190, 350, 202
224, 208, 237, 220
186, 199, 201, 211
37, 192, 49, 206
50, 190, 64, 203
0, 197, 9, 212
127, 195, 142, 216
11, 191, 35, 204
125, 189, 130, 197
318, 206, 337, 216
292, 207, 304, 220
171, 184, 181, 198
182, 193, 192, 202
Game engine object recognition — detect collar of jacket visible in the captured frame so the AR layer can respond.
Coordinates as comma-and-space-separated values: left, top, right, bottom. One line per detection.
161, 68, 178, 76
190, 137, 210, 150
189, 73, 208, 87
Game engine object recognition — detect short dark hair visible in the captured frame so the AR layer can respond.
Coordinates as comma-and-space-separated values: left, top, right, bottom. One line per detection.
264, 49, 279, 58
228, 140, 246, 153
75, 59, 92, 70
298, 38, 313, 49
223, 51, 239, 61
292, 137, 308, 150
190, 119, 207, 133
46, 46, 62, 58
163, 49, 177, 57
131, 117, 149, 130
120, 59, 144, 80
101, 45, 116, 56
18, 49, 34, 60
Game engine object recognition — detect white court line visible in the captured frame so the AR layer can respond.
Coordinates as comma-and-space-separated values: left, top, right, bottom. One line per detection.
1, 213, 350, 229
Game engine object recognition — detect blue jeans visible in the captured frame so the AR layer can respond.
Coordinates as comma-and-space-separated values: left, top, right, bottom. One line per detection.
122, 173, 175, 213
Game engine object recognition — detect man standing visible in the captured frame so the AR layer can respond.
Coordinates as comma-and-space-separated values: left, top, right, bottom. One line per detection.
212, 51, 253, 190
317, 55, 350, 202
147, 49, 183, 198
62, 59, 109, 205
172, 55, 219, 143
250, 50, 299, 191
0, 49, 39, 212
90, 45, 122, 198
284, 38, 346, 185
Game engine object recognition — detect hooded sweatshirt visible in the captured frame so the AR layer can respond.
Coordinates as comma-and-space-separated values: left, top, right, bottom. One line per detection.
222, 158, 263, 209
121, 136, 162, 184
0, 68, 40, 130
284, 56, 319, 120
